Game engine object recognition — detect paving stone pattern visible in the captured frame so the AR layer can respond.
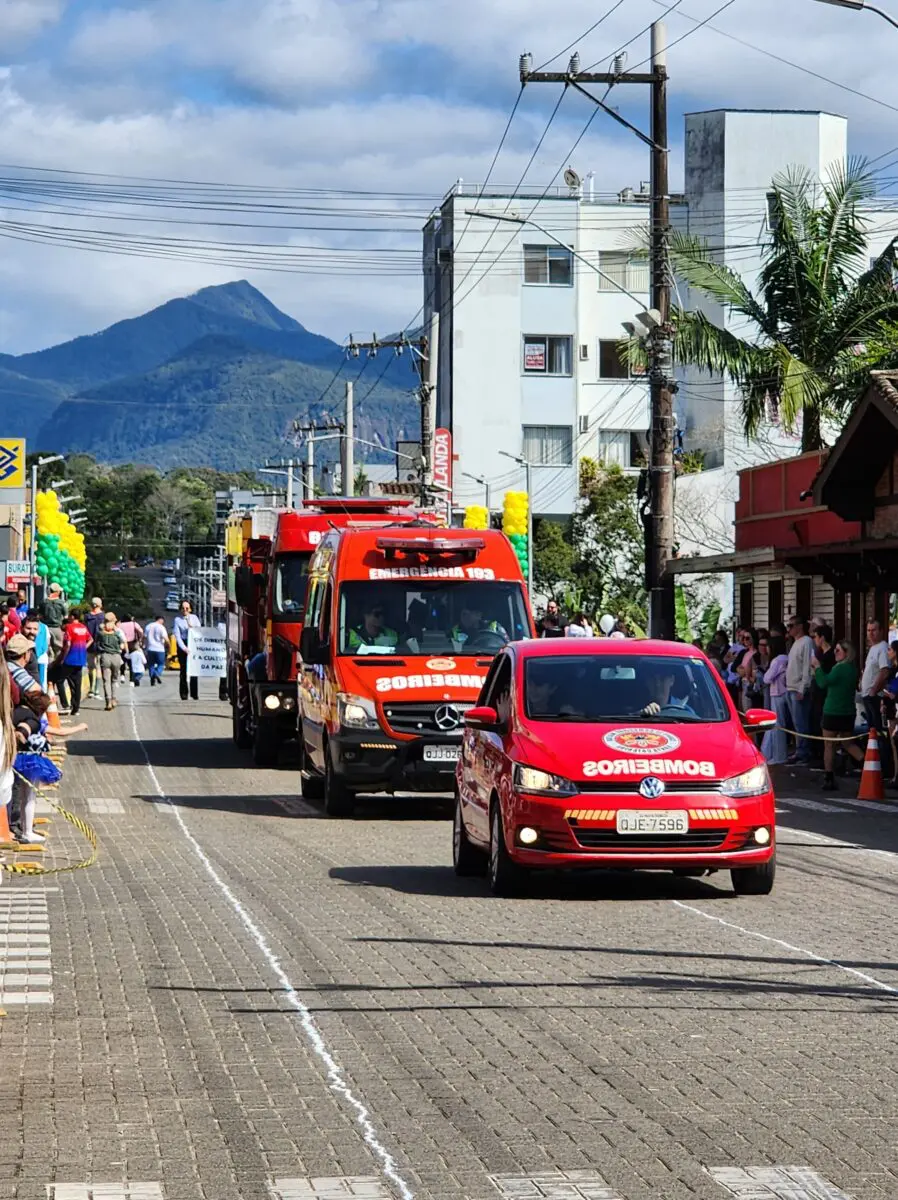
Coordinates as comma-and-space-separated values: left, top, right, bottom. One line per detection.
0, 687, 895, 1200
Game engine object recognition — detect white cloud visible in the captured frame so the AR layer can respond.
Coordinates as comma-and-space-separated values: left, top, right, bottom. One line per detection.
0, 0, 65, 44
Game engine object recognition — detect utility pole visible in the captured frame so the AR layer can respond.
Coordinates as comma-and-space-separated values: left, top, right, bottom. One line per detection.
291, 423, 344, 501
347, 334, 432, 506
343, 381, 354, 497
520, 27, 676, 638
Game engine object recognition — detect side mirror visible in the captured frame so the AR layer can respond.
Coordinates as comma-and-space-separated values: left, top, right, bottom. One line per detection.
300, 625, 330, 666
234, 566, 257, 609
744, 707, 777, 730
464, 705, 500, 730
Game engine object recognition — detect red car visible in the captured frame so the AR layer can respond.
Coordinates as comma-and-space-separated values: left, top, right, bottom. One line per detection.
453, 638, 777, 897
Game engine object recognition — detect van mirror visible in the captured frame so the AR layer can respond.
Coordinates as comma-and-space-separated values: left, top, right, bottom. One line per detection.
464, 705, 500, 730
235, 566, 257, 609
300, 626, 330, 666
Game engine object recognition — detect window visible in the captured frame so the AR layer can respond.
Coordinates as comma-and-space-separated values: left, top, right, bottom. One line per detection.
483, 654, 513, 726
336, 581, 530, 656
796, 577, 812, 620
767, 579, 783, 630
598, 340, 630, 379
598, 251, 649, 293
523, 425, 573, 466
596, 430, 647, 469
273, 552, 313, 620
522, 335, 573, 375
523, 654, 729, 723
739, 581, 753, 629
523, 244, 573, 285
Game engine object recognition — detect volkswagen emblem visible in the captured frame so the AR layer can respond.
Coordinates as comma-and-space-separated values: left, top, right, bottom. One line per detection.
434, 704, 461, 732
638, 776, 666, 800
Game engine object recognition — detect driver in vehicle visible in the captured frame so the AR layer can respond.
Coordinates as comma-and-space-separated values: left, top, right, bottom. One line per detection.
348, 604, 399, 650
640, 667, 697, 717
450, 604, 508, 649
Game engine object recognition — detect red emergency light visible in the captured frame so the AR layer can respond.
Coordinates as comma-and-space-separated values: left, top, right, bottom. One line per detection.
376, 535, 486, 558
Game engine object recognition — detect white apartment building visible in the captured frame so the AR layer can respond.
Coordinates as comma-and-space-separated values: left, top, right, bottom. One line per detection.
423, 108, 898, 587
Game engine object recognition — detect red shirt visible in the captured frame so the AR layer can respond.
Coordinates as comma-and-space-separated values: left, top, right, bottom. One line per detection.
62, 620, 91, 667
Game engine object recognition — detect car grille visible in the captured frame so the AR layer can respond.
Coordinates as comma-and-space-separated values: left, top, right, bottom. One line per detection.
382, 701, 473, 736
573, 829, 728, 849
578, 780, 723, 794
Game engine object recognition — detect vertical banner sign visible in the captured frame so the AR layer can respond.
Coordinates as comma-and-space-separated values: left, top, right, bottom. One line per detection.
0, 438, 26, 505
432, 428, 453, 492
187, 626, 227, 678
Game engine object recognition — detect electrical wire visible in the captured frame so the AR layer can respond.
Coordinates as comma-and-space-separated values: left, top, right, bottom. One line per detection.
534, 0, 632, 72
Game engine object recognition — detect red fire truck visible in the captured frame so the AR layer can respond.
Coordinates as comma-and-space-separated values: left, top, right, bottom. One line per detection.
226, 498, 423, 765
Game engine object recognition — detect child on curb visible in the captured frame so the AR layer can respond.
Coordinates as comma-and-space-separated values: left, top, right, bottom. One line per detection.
129, 646, 147, 688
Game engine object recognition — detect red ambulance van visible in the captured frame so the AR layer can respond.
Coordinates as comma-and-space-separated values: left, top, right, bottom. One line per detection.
297, 526, 534, 815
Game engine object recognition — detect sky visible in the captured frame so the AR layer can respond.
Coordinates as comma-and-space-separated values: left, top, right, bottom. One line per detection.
0, 0, 896, 354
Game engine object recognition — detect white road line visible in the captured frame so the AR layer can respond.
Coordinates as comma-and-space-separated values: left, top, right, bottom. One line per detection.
49, 1186, 164, 1199
490, 1171, 623, 1200
709, 1165, 854, 1197
673, 902, 898, 995
269, 1179, 392, 1200
129, 700, 414, 1200
86, 798, 125, 814
777, 796, 853, 813
0, 890, 54, 1005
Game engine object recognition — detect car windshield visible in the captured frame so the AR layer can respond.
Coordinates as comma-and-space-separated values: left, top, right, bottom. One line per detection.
524, 654, 730, 723
273, 552, 312, 620
337, 581, 530, 656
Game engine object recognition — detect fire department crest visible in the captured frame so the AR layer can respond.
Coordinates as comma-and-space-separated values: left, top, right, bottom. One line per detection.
602, 728, 682, 755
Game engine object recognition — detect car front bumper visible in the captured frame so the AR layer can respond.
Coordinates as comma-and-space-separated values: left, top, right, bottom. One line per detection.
330, 731, 461, 794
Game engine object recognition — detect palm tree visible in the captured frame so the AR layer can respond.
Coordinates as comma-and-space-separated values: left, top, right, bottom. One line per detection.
668, 160, 898, 451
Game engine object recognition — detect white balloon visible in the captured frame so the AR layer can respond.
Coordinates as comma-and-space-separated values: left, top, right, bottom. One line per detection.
599, 614, 615, 635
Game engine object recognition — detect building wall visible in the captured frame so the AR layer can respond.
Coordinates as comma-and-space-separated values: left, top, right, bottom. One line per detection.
734, 566, 834, 630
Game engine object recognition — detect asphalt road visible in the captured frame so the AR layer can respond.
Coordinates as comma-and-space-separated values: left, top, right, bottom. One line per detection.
5, 684, 898, 1200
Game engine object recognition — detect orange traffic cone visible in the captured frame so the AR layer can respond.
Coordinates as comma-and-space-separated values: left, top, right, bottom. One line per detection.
46, 684, 61, 731
858, 728, 885, 801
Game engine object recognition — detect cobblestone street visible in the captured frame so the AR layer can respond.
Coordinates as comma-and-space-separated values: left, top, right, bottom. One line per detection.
5, 684, 898, 1200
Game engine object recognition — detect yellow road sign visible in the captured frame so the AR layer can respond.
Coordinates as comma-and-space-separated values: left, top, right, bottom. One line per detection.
0, 439, 25, 489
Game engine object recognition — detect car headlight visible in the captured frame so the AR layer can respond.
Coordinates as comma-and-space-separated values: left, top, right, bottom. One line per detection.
513, 764, 577, 796
720, 764, 770, 797
264, 693, 281, 711
338, 693, 380, 730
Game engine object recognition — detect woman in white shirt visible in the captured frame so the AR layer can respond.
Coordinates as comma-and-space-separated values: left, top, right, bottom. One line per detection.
0, 657, 17, 838
565, 612, 594, 638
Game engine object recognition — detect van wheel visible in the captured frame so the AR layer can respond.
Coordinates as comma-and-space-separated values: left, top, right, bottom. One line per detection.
731, 855, 776, 896
489, 802, 526, 897
324, 753, 354, 818
232, 692, 252, 750
252, 720, 280, 767
453, 792, 485, 876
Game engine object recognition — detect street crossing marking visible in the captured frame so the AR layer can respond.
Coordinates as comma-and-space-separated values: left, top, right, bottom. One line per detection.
48, 1186, 164, 1199
779, 793, 898, 814
490, 1171, 622, 1200
0, 889, 53, 1005
710, 1166, 854, 1197
269, 1180, 391, 1200
778, 796, 854, 813
86, 797, 125, 814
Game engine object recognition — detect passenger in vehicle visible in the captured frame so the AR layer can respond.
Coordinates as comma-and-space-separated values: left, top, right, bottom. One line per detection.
349, 604, 399, 650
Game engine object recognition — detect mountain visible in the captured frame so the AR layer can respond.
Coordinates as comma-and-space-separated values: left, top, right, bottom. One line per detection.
3, 280, 420, 460
38, 334, 418, 472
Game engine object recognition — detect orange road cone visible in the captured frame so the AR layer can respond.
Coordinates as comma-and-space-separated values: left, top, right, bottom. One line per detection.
858, 728, 885, 801
46, 684, 61, 731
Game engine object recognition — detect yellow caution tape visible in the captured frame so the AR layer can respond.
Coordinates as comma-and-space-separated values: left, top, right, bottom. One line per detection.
6, 769, 98, 876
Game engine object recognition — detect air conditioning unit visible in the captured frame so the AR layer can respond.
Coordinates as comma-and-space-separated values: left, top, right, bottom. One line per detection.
579, 344, 589, 361
579, 415, 590, 434
437, 247, 453, 264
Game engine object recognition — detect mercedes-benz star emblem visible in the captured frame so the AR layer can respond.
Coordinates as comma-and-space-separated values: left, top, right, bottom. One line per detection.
638, 776, 666, 800
434, 704, 461, 731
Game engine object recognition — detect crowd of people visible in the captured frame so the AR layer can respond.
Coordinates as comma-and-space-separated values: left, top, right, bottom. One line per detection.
701, 615, 897, 792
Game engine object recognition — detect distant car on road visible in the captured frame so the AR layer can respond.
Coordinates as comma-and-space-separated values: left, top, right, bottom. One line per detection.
163, 574, 177, 585
161, 559, 175, 571
110, 563, 123, 573
165, 599, 179, 612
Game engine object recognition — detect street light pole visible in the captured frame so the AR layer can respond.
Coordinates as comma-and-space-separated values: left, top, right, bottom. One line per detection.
461, 471, 491, 515
813, 0, 898, 27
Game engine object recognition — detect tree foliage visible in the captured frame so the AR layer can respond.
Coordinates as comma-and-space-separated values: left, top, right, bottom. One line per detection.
664, 160, 898, 451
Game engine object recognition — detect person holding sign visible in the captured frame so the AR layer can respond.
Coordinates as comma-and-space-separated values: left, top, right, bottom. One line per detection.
173, 601, 201, 701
